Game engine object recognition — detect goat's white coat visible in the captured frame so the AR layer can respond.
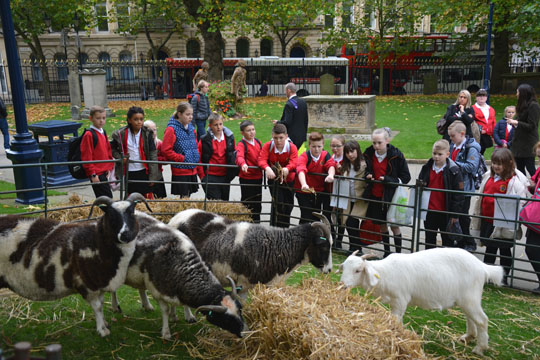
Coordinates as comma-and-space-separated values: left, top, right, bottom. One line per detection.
340, 248, 503, 355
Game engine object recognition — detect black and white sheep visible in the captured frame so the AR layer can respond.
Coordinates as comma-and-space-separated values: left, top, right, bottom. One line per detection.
168, 208, 333, 292
339, 248, 504, 355
0, 193, 148, 337
111, 211, 246, 339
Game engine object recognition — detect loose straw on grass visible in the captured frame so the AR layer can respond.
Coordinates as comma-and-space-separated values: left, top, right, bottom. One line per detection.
184, 278, 429, 360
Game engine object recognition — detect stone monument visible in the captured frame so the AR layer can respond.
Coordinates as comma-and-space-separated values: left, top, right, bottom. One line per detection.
319, 74, 335, 95
68, 70, 81, 120
80, 64, 115, 118
304, 95, 376, 137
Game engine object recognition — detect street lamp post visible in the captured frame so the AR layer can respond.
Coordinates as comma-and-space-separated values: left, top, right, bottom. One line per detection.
1, 0, 45, 204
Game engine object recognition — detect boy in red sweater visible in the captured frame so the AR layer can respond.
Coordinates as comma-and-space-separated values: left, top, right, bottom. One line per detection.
418, 139, 465, 249
236, 120, 263, 222
257, 123, 298, 227
198, 112, 236, 201
295, 132, 336, 225
81, 105, 114, 198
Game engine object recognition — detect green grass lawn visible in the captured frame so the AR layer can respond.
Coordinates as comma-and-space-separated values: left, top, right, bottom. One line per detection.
14, 94, 518, 161
0, 256, 538, 359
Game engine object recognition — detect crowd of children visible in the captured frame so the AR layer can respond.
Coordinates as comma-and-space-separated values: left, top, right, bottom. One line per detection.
79, 87, 540, 291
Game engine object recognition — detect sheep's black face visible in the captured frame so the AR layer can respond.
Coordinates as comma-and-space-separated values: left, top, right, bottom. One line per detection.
104, 202, 139, 244
307, 226, 332, 273
204, 298, 245, 338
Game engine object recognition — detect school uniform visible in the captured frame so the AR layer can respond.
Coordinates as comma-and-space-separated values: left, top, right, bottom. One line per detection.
258, 139, 298, 228
236, 137, 263, 222
162, 117, 200, 197
363, 144, 410, 256
294, 150, 336, 225
199, 126, 236, 201
111, 125, 159, 198
81, 126, 114, 198
449, 136, 481, 250
330, 155, 345, 248
471, 170, 529, 280
153, 139, 167, 198
493, 118, 515, 149
418, 158, 465, 249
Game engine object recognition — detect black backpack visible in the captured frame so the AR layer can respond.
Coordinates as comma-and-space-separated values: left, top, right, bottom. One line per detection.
67, 128, 106, 180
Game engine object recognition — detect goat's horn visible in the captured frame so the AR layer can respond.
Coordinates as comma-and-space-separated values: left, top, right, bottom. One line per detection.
126, 192, 153, 212
195, 305, 228, 314
361, 253, 379, 260
312, 212, 331, 229
351, 250, 360, 257
88, 196, 114, 219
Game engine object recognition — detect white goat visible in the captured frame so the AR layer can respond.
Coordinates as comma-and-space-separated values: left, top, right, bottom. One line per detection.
339, 247, 503, 355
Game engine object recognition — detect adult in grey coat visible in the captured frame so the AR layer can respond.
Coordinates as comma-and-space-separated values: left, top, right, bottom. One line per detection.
508, 84, 540, 177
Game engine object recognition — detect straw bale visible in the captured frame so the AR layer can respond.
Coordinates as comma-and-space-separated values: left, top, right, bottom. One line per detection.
185, 278, 429, 360
46, 195, 252, 223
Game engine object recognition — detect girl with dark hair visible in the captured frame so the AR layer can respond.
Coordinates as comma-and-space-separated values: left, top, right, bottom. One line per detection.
339, 140, 369, 252
111, 106, 159, 198
508, 84, 540, 176
471, 148, 529, 284
162, 102, 201, 197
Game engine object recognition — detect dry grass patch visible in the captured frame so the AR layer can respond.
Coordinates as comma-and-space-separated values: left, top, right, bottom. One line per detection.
47, 194, 252, 223
185, 277, 429, 360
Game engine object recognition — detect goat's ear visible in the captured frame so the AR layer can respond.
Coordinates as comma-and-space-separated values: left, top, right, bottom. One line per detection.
364, 265, 380, 288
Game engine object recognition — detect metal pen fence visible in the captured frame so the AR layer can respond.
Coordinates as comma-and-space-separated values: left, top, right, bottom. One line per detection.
0, 159, 538, 292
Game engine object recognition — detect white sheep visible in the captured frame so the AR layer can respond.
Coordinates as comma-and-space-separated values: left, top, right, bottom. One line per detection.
339, 247, 503, 355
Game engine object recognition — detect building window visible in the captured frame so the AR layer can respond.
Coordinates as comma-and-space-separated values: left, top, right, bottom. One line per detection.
54, 53, 68, 81
79, 52, 89, 66
260, 38, 273, 56
116, 3, 129, 30
236, 38, 249, 57
95, 3, 108, 32
98, 52, 112, 80
343, 5, 353, 28
29, 54, 43, 82
119, 51, 134, 80
186, 39, 201, 58
325, 15, 334, 28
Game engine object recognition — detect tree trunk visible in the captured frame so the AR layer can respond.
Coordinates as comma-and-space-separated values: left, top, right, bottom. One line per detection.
490, 30, 510, 94
202, 30, 224, 81
280, 37, 287, 58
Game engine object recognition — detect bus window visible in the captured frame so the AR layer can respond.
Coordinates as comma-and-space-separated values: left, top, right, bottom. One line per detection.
463, 67, 483, 80
442, 69, 462, 83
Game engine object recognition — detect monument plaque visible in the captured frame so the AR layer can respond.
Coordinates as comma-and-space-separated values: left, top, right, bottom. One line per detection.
304, 95, 376, 134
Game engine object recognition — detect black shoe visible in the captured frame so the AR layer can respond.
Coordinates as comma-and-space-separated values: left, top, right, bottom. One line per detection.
464, 244, 476, 252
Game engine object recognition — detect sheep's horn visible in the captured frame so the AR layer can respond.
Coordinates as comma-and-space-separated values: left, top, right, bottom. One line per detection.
361, 253, 379, 260
195, 305, 228, 314
127, 192, 152, 212
88, 196, 114, 219
312, 212, 331, 229
226, 275, 243, 304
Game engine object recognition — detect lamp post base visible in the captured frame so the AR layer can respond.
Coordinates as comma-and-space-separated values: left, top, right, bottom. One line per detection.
6, 132, 45, 205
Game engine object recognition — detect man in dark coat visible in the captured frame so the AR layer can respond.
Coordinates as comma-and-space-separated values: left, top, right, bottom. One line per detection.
274, 83, 308, 149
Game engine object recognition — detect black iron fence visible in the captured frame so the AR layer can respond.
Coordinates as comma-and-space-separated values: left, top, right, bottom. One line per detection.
1, 58, 539, 104
0, 59, 168, 104
1, 158, 538, 293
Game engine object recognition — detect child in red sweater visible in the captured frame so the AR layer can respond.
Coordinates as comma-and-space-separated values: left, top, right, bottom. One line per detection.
81, 105, 114, 198
295, 132, 336, 225
473, 148, 529, 284
162, 102, 200, 197
198, 112, 236, 201
257, 123, 298, 227
236, 120, 263, 222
